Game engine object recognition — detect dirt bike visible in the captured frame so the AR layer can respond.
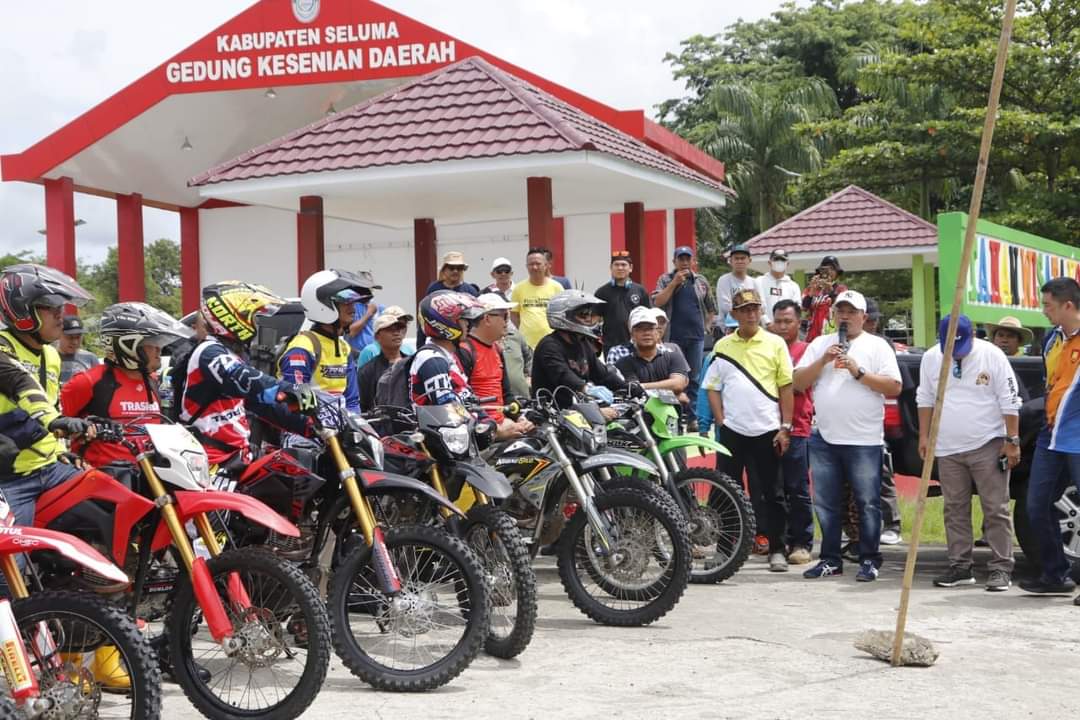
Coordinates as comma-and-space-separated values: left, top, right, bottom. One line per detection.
606, 387, 756, 583
227, 395, 491, 691
488, 390, 691, 626
0, 491, 160, 719
32, 418, 330, 720
371, 401, 537, 660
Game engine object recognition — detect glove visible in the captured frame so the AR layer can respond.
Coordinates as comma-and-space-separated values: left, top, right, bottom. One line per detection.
584, 383, 614, 405
0, 434, 18, 474
278, 384, 319, 414
48, 417, 91, 438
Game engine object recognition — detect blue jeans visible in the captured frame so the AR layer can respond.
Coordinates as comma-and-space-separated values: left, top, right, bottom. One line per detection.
673, 337, 705, 423
809, 432, 883, 567
1026, 428, 1080, 583
782, 435, 814, 550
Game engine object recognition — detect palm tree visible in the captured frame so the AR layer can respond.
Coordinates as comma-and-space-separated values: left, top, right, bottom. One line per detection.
703, 78, 838, 234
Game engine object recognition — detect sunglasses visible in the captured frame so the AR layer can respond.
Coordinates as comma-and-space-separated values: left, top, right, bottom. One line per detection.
493, 267, 512, 274
952, 359, 962, 379
444, 265, 467, 271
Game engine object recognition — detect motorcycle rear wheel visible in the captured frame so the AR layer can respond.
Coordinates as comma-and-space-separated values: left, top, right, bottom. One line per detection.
670, 468, 756, 583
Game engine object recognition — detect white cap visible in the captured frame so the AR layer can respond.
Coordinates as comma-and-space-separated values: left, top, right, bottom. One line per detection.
628, 306, 659, 329
833, 289, 867, 312
491, 257, 513, 272
476, 292, 517, 312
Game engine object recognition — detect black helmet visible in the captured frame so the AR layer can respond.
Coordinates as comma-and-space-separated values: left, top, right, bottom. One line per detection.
0, 264, 92, 334
100, 303, 194, 371
816, 255, 844, 275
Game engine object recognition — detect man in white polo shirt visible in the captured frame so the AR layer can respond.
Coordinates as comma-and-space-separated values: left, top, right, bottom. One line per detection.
793, 289, 902, 582
704, 288, 795, 573
918, 314, 1021, 591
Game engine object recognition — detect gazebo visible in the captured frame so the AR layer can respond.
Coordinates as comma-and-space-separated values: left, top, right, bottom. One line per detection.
745, 185, 938, 346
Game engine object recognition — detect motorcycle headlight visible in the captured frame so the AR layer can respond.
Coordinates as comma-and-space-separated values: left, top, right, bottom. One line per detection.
665, 415, 679, 436
183, 451, 212, 489
439, 425, 471, 456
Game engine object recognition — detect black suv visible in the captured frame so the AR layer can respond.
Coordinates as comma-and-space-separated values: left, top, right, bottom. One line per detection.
892, 351, 1077, 567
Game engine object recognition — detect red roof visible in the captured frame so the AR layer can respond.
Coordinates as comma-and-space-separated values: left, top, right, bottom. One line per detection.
746, 185, 937, 256
191, 56, 731, 195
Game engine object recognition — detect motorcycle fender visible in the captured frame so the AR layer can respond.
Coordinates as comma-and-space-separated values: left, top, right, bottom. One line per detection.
360, 471, 466, 518
452, 462, 513, 500
578, 451, 658, 476
657, 435, 732, 457
0, 526, 129, 585
150, 490, 299, 553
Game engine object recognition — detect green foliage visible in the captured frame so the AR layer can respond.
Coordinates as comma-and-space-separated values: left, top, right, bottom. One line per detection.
78, 239, 181, 320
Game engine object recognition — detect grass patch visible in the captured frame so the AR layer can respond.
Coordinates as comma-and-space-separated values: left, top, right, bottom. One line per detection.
811, 497, 1016, 545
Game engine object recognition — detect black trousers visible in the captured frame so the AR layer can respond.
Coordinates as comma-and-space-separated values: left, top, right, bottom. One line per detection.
718, 425, 787, 554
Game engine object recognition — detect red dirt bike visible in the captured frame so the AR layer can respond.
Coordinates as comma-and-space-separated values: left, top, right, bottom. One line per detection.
31, 417, 330, 720
0, 492, 160, 719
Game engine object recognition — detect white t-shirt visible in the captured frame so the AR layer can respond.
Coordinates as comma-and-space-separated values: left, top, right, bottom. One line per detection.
756, 274, 802, 324
916, 339, 1021, 456
796, 331, 902, 446
715, 273, 757, 320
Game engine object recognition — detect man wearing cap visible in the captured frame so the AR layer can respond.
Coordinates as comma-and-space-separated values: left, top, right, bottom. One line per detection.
356, 306, 417, 369
704, 288, 795, 573
756, 249, 802, 325
802, 255, 847, 342
486, 257, 515, 301
987, 316, 1032, 358
715, 244, 758, 326
357, 308, 415, 413
347, 272, 386, 355
918, 314, 1021, 591
57, 315, 99, 384
511, 248, 565, 348
425, 251, 480, 297
594, 251, 651, 352
653, 246, 717, 430
793, 290, 901, 582
613, 307, 690, 393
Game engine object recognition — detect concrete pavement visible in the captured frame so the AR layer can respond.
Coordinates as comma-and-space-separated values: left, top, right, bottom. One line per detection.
162, 546, 1079, 719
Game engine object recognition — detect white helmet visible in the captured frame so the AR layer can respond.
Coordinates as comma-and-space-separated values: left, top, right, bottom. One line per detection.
300, 269, 378, 325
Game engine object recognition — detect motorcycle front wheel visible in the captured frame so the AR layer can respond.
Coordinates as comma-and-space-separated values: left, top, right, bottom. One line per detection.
327, 523, 490, 692
166, 546, 331, 720
671, 468, 756, 583
557, 487, 690, 626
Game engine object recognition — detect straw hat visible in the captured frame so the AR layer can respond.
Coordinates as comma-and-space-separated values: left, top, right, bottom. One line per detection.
986, 316, 1033, 344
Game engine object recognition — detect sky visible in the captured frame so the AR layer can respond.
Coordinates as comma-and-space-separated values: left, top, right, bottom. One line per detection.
0, 0, 790, 264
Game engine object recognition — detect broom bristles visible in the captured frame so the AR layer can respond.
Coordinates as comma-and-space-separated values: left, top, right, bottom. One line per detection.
854, 630, 939, 666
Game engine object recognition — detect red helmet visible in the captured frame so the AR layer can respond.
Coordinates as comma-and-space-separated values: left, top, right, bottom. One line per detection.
0, 264, 92, 334
419, 291, 478, 341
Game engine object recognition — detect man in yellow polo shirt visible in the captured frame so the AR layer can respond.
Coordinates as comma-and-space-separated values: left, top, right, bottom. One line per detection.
510, 248, 564, 348
704, 288, 794, 572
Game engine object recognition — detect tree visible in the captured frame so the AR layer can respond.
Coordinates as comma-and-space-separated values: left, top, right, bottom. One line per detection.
79, 239, 182, 318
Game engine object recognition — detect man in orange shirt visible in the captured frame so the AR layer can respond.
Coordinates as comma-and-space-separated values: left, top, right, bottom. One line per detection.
1021, 277, 1080, 599
459, 293, 533, 438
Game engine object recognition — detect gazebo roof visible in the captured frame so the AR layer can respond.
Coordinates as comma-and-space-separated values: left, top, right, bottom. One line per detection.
192, 56, 730, 195
746, 185, 938, 272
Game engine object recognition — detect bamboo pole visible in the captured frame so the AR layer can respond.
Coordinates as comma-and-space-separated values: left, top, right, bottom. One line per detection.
891, 0, 1018, 667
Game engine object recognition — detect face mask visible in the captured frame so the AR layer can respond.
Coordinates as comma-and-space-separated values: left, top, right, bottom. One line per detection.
770, 261, 788, 273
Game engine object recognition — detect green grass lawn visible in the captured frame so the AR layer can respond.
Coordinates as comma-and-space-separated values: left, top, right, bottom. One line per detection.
812, 497, 1017, 545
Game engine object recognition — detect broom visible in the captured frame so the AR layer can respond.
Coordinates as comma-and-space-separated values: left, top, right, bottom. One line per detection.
854, 0, 1019, 667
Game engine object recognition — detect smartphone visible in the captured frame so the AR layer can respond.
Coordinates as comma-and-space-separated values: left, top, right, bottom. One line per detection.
998, 455, 1009, 472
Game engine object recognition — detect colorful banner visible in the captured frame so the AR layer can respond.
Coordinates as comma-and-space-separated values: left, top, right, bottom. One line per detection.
939, 212, 1080, 328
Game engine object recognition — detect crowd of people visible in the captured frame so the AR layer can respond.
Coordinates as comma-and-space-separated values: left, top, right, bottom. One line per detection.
1, 241, 1078, 605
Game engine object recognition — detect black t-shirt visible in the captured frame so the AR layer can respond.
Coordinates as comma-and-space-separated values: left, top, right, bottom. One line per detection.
532, 332, 626, 404
358, 353, 392, 413
594, 280, 651, 351
615, 347, 691, 385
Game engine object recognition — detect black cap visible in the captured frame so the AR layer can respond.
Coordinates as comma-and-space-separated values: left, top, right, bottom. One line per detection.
865, 298, 881, 321
816, 255, 844, 275
61, 315, 85, 335
769, 249, 789, 261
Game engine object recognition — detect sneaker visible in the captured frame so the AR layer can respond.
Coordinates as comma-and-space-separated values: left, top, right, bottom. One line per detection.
856, 560, 879, 582
787, 547, 813, 565
1019, 577, 1076, 595
752, 535, 769, 556
880, 529, 903, 545
841, 542, 859, 563
933, 566, 976, 588
768, 552, 789, 572
803, 561, 842, 579
986, 570, 1011, 592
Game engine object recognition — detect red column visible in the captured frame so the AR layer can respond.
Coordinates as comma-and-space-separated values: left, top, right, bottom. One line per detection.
116, 193, 145, 302
624, 202, 646, 277
296, 196, 325, 290
179, 207, 200, 314
675, 208, 696, 254
414, 218, 437, 305
551, 218, 565, 276
643, 210, 668, 292
44, 177, 76, 277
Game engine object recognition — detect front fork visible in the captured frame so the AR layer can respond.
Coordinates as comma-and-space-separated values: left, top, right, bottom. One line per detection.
324, 434, 402, 595
633, 410, 692, 516
544, 427, 615, 552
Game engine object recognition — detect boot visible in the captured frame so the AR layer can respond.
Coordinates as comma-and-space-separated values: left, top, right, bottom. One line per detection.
91, 646, 131, 692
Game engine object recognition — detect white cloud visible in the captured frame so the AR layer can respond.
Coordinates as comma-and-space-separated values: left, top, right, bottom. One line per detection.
1, 0, 788, 264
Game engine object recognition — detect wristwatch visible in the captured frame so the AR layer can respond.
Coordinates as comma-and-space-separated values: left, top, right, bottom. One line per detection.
780, 422, 793, 432
855, 367, 866, 381
1006, 435, 1021, 446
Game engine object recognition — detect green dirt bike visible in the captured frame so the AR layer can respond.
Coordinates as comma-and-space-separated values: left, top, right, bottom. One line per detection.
606, 387, 756, 583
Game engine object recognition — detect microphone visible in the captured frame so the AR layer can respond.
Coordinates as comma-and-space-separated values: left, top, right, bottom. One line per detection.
838, 321, 849, 351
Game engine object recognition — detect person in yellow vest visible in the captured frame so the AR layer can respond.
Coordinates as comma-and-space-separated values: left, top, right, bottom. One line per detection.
280, 269, 376, 410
